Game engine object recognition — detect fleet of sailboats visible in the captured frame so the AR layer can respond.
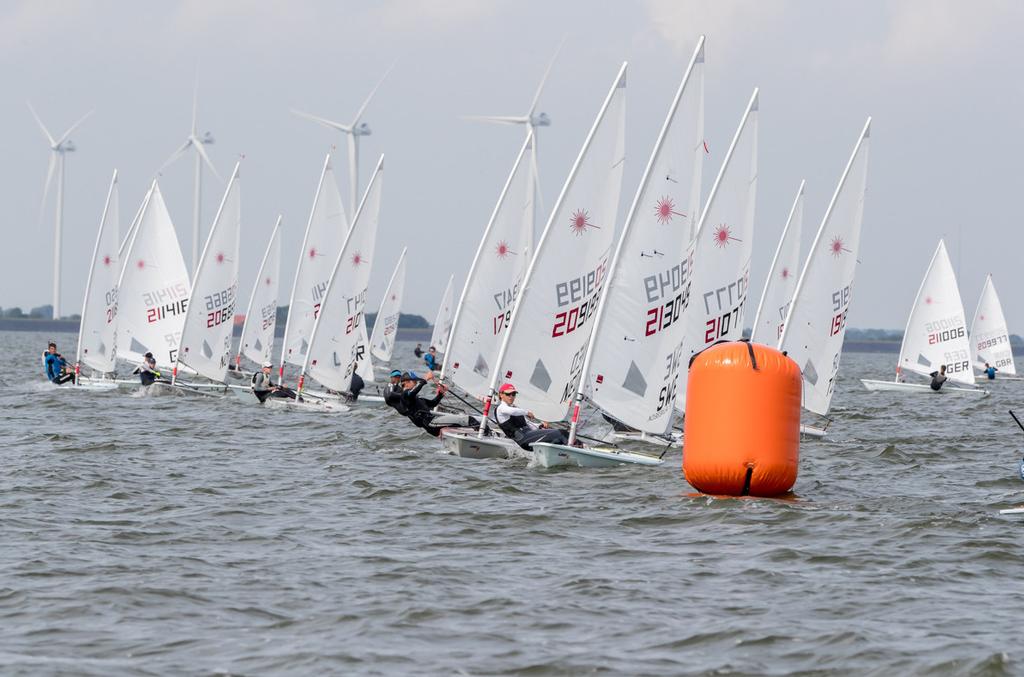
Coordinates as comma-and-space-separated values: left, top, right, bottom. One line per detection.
44, 36, 1024, 473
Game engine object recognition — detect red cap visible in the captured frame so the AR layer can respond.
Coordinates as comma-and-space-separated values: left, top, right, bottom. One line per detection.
499, 383, 518, 394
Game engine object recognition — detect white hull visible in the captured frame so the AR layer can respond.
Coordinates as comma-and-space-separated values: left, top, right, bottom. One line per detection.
605, 429, 680, 446
999, 507, 1024, 515
977, 375, 1024, 382
530, 442, 664, 469
70, 379, 120, 392
439, 430, 520, 460
265, 396, 350, 413
800, 424, 827, 438
860, 379, 987, 396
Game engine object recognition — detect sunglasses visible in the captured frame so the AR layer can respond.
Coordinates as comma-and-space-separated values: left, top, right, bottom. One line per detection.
502, 391, 518, 396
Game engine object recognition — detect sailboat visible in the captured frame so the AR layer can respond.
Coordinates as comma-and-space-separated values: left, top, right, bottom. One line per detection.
296, 155, 385, 410
368, 247, 407, 365
779, 119, 872, 430
73, 170, 121, 390
861, 240, 987, 395
969, 275, 1017, 380
429, 274, 455, 356
558, 37, 707, 460
751, 181, 804, 345
278, 154, 349, 386
171, 162, 242, 392
437, 134, 538, 459
115, 182, 191, 373
472, 62, 630, 467
236, 216, 283, 371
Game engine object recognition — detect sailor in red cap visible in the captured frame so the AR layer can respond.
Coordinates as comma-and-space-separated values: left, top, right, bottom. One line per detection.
495, 383, 568, 449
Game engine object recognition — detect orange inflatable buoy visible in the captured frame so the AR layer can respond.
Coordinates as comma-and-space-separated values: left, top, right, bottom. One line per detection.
683, 341, 801, 497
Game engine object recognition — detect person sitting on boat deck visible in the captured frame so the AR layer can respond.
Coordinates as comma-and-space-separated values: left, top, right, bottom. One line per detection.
398, 371, 480, 436
984, 362, 999, 380
414, 343, 424, 358
136, 352, 162, 387
251, 362, 297, 402
423, 346, 440, 372
43, 342, 74, 385
929, 364, 948, 391
496, 383, 569, 450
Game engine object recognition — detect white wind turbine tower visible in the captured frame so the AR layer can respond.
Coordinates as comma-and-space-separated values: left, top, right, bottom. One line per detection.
290, 61, 396, 221
28, 102, 92, 319
158, 83, 220, 274
461, 38, 565, 212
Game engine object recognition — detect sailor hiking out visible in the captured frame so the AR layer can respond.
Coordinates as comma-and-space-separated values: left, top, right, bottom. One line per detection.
495, 383, 569, 450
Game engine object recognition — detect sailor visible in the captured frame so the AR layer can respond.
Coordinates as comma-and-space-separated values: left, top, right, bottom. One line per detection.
138, 352, 161, 387
929, 364, 948, 391
495, 383, 569, 449
347, 370, 365, 403
413, 343, 424, 358
984, 362, 999, 380
398, 371, 479, 436
43, 342, 74, 385
383, 369, 410, 415
251, 362, 297, 402
424, 346, 440, 372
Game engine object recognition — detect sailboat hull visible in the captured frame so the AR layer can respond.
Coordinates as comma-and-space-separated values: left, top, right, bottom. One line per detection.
439, 430, 519, 460
860, 379, 987, 395
530, 442, 664, 469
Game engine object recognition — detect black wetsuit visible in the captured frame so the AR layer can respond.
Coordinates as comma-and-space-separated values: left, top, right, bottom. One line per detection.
497, 402, 568, 450
251, 371, 296, 402
348, 373, 365, 402
398, 380, 480, 437
929, 370, 947, 391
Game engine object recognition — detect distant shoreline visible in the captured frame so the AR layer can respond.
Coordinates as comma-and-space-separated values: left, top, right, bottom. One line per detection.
0, 318, 433, 342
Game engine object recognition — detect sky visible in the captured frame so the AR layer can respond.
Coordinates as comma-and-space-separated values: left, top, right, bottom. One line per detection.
2, 0, 1022, 329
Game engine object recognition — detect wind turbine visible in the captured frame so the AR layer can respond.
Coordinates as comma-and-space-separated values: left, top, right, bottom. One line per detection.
461, 38, 566, 212
291, 61, 396, 221
28, 102, 92, 319
158, 83, 220, 275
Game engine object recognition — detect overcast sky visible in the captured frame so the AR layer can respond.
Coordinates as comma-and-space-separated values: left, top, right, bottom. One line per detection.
2, 1, 1022, 329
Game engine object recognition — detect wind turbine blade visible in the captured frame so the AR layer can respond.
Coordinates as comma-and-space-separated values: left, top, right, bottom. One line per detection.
191, 136, 222, 181
528, 35, 567, 116
157, 139, 193, 175
26, 101, 55, 146
460, 114, 529, 126
352, 57, 398, 125
290, 109, 352, 133
55, 109, 94, 147
38, 153, 57, 222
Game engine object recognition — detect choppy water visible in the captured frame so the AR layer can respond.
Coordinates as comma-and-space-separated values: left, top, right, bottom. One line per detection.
3, 330, 1023, 675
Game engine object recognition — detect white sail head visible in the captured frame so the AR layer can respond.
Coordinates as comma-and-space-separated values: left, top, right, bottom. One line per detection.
116, 182, 191, 370
677, 88, 759, 405
443, 134, 537, 398
240, 216, 283, 367
751, 180, 804, 345
176, 163, 242, 383
779, 119, 871, 415
896, 240, 973, 385
487, 63, 628, 422
369, 247, 407, 363
280, 154, 349, 375
429, 275, 455, 354
970, 275, 1015, 374
581, 37, 705, 434
77, 170, 120, 374
304, 156, 384, 392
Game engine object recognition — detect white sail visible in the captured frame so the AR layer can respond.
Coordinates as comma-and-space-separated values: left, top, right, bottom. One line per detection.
238, 216, 283, 367
279, 155, 349, 378
302, 156, 384, 393
369, 248, 407, 362
970, 275, 1015, 374
355, 320, 375, 383
779, 119, 871, 415
76, 170, 120, 375
677, 89, 759, 405
116, 183, 191, 370
442, 134, 537, 398
175, 163, 242, 383
486, 63, 627, 422
577, 38, 705, 434
895, 240, 973, 385
430, 275, 455, 354
751, 180, 804, 344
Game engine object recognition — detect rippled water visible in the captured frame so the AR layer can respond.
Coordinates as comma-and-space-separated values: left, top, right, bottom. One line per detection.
3, 330, 1022, 675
